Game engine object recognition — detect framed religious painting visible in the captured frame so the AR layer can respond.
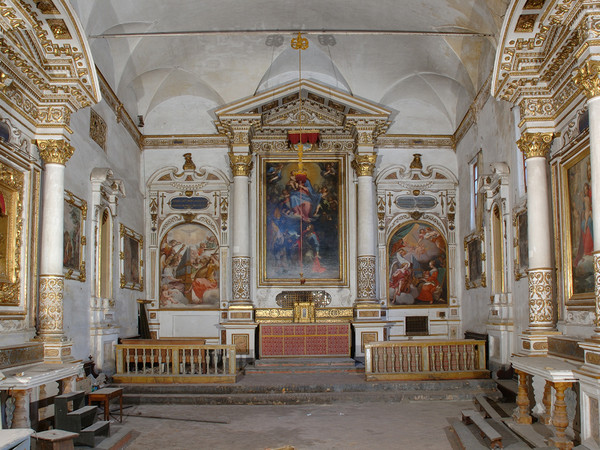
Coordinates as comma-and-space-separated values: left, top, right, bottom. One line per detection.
119, 224, 143, 291
259, 156, 347, 286
63, 190, 87, 282
387, 221, 448, 307
557, 144, 594, 305
513, 206, 528, 281
0, 162, 24, 305
159, 222, 220, 309
464, 231, 486, 289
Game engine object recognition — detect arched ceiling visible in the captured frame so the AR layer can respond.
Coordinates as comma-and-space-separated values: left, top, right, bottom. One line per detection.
70, 0, 509, 135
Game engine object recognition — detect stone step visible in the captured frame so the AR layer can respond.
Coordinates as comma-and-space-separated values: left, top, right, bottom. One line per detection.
123, 388, 496, 405
117, 378, 498, 396
246, 358, 362, 374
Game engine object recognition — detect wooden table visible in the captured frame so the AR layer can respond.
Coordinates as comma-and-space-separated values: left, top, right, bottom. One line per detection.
88, 387, 123, 422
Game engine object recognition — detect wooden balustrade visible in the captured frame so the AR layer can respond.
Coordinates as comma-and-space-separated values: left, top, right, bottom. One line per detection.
114, 343, 238, 383
364, 339, 489, 381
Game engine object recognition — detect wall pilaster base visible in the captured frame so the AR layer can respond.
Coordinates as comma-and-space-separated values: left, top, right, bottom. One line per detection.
352, 321, 390, 358
220, 323, 258, 362
40, 338, 75, 363
225, 304, 254, 322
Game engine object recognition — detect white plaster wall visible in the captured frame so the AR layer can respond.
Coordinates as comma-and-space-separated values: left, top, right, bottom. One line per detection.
63, 100, 144, 361
455, 95, 527, 352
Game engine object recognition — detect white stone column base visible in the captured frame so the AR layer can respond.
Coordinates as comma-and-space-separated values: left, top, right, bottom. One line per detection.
352, 322, 389, 358
42, 339, 75, 363
517, 331, 561, 356
221, 323, 258, 361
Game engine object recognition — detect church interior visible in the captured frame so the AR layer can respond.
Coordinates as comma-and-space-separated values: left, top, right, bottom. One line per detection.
1, 0, 600, 448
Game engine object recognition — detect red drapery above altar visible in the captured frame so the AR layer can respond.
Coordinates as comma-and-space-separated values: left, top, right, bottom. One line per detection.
287, 130, 319, 145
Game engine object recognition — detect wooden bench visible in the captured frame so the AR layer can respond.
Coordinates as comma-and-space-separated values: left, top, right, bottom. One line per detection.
474, 394, 505, 421
462, 409, 503, 449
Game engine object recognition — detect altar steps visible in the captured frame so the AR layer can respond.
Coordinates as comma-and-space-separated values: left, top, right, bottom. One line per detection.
243, 357, 362, 374
116, 375, 499, 406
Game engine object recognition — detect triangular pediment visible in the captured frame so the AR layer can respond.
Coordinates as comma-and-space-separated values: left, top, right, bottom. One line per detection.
214, 79, 390, 131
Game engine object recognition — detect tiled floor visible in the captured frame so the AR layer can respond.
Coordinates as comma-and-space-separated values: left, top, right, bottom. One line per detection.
121, 399, 472, 449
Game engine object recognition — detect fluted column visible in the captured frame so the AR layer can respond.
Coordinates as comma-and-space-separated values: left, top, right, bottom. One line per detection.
352, 153, 378, 303
230, 152, 253, 306
37, 139, 75, 362
574, 59, 600, 340
516, 132, 556, 348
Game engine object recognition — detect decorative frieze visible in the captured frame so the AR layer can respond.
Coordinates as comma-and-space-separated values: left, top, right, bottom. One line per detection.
36, 139, 74, 165
528, 269, 554, 328
232, 256, 250, 302
38, 275, 64, 334
516, 132, 554, 159
357, 256, 376, 300
595, 252, 600, 332
90, 109, 107, 150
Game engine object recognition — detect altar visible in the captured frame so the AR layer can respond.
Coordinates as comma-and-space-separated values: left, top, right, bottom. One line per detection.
260, 323, 351, 357
255, 291, 353, 358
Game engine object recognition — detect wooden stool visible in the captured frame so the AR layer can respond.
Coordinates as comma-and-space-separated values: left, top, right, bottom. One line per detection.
88, 387, 123, 423
33, 429, 79, 450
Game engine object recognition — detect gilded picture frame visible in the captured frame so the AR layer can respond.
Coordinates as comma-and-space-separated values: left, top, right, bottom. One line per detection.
0, 162, 23, 305
119, 224, 143, 291
63, 190, 86, 282
387, 220, 449, 307
259, 156, 347, 286
557, 144, 594, 306
513, 206, 528, 281
464, 231, 486, 289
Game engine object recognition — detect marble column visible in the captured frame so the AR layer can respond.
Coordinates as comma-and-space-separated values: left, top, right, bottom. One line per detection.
229, 152, 253, 307
574, 59, 600, 340
352, 153, 378, 303
36, 139, 75, 362
516, 132, 556, 352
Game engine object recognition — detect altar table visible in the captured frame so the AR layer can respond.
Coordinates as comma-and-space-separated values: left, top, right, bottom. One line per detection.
259, 323, 350, 357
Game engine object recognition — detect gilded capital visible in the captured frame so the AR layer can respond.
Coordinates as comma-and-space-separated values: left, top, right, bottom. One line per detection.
573, 60, 600, 100
37, 139, 74, 165
516, 132, 554, 159
229, 153, 253, 177
352, 153, 377, 177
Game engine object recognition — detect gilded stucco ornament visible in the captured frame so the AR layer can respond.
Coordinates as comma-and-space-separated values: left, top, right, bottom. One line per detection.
573, 60, 600, 99
528, 269, 554, 327
232, 257, 250, 302
352, 153, 377, 177
594, 252, 600, 331
357, 256, 376, 300
516, 132, 554, 159
229, 153, 253, 177
36, 139, 74, 165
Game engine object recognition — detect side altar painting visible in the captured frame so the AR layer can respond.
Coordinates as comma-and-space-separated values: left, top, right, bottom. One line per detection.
388, 221, 448, 306
159, 223, 219, 308
564, 149, 594, 299
262, 158, 344, 284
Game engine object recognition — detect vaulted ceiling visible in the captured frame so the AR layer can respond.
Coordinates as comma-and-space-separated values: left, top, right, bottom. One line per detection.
70, 0, 510, 136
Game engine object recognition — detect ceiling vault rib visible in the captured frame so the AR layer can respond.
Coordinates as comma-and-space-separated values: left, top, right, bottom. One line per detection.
91, 29, 493, 39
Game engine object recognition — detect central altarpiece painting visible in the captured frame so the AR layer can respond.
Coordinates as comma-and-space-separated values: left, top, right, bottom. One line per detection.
260, 156, 346, 286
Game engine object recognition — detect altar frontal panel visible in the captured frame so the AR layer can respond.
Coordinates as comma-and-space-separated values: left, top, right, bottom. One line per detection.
260, 323, 350, 357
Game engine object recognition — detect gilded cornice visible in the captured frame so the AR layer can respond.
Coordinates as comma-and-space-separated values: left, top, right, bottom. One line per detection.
516, 132, 554, 159
141, 134, 229, 149
573, 59, 600, 99
375, 134, 455, 150
229, 153, 253, 177
0, 0, 100, 108
345, 115, 390, 146
36, 139, 74, 164
351, 153, 377, 177
215, 115, 261, 147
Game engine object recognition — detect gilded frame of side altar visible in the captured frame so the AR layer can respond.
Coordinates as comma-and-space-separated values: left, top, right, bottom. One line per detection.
259, 155, 347, 286
552, 141, 594, 306
0, 162, 23, 305
513, 205, 528, 281
464, 230, 486, 289
63, 190, 86, 282
119, 224, 143, 291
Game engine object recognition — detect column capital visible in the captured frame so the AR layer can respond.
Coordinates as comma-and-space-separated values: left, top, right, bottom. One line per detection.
229, 153, 253, 177
36, 139, 74, 165
573, 59, 600, 100
352, 153, 377, 177
516, 132, 554, 159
